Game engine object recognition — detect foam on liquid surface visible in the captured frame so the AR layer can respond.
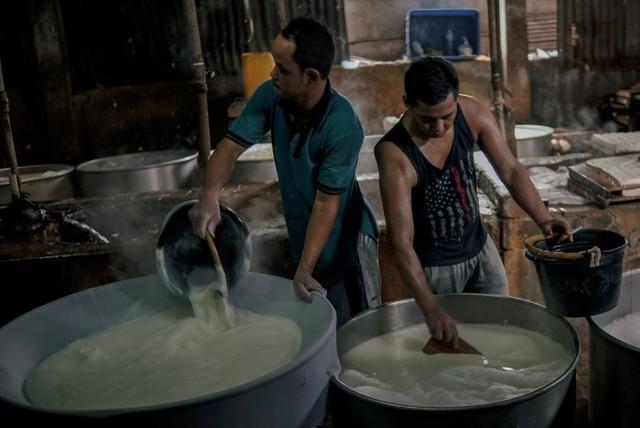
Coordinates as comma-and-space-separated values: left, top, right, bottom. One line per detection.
602, 311, 640, 348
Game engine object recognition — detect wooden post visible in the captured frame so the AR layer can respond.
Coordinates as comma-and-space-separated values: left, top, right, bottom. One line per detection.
0, 60, 22, 199
29, 0, 81, 165
487, 0, 505, 135
182, 0, 211, 172
487, 0, 517, 156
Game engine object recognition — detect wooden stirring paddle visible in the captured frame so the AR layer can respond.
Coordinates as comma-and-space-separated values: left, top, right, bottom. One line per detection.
205, 231, 223, 269
423, 336, 482, 355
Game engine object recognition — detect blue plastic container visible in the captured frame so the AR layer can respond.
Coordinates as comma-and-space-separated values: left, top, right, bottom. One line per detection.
405, 8, 480, 60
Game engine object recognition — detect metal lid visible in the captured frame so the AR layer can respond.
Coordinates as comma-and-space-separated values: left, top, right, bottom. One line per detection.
155, 200, 251, 296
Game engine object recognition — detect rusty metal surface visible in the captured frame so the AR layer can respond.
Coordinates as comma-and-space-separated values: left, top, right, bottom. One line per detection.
0, 189, 210, 268
559, 0, 639, 70
58, 0, 349, 88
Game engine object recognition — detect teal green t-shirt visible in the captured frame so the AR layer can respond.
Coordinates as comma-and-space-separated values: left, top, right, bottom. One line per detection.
226, 80, 378, 269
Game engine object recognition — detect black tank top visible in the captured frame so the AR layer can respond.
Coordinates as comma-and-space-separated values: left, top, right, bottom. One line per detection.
376, 104, 487, 266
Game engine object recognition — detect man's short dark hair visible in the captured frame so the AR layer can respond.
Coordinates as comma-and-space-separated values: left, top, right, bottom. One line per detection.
281, 16, 335, 79
404, 55, 460, 106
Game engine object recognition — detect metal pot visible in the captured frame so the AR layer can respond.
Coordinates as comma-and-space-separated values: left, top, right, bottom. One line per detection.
515, 125, 553, 158
156, 200, 251, 295
331, 294, 580, 428
0, 164, 74, 204
75, 149, 200, 197
588, 269, 640, 428
223, 143, 278, 184
0, 272, 338, 427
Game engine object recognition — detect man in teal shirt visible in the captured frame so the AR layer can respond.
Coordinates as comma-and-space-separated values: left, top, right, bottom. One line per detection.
189, 16, 380, 327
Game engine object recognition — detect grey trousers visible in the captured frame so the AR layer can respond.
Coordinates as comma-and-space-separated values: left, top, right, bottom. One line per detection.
421, 237, 510, 296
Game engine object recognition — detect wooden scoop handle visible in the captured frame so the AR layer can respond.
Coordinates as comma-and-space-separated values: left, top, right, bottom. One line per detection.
205, 231, 223, 268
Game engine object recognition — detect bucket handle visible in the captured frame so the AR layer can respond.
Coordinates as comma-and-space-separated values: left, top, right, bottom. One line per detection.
524, 234, 602, 267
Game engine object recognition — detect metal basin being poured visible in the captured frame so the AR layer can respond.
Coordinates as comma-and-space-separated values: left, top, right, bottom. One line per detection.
0, 272, 338, 427
155, 200, 252, 296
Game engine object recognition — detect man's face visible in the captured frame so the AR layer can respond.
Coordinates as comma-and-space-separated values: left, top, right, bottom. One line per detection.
406, 92, 457, 139
269, 34, 308, 101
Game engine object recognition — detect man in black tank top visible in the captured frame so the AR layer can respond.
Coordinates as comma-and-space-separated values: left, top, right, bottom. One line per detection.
374, 55, 572, 349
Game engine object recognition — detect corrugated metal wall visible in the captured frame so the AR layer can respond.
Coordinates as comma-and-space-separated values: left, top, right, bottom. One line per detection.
558, 0, 640, 70
59, 0, 348, 90
527, 11, 557, 53
198, 0, 349, 77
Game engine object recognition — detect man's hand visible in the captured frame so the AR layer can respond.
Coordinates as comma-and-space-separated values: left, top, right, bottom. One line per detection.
424, 305, 460, 349
292, 268, 326, 303
188, 197, 221, 239
541, 218, 573, 242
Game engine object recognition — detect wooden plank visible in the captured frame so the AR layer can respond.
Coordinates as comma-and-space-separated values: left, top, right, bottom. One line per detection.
567, 178, 609, 208
567, 163, 616, 197
590, 132, 640, 155
585, 154, 640, 188
567, 178, 640, 207
567, 162, 640, 207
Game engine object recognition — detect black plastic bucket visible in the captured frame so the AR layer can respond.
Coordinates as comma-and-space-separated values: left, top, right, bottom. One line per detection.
525, 228, 628, 317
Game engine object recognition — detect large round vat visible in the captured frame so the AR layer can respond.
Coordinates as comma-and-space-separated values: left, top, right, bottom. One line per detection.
0, 272, 338, 427
588, 269, 640, 428
330, 294, 579, 428
224, 143, 278, 184
75, 149, 200, 197
0, 164, 74, 204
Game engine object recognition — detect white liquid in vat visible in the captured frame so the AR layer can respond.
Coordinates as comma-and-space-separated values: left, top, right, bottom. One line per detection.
23, 266, 302, 411
602, 311, 640, 347
338, 323, 572, 407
